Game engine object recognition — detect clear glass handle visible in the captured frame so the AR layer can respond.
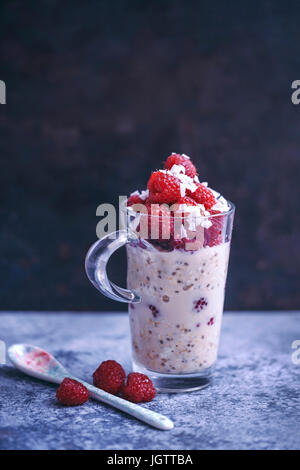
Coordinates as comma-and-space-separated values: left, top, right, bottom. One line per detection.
85, 230, 141, 303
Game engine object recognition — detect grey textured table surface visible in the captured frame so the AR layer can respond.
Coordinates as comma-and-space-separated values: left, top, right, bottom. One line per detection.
0, 311, 299, 450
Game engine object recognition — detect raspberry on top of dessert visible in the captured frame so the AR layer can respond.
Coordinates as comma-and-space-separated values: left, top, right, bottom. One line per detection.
127, 153, 230, 249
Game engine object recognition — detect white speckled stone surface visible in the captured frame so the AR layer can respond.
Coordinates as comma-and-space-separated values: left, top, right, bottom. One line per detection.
0, 311, 299, 450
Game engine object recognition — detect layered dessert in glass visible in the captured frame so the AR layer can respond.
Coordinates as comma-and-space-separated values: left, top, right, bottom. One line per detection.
125, 153, 234, 391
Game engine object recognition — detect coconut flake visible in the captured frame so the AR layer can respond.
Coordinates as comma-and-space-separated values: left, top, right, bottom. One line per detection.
169, 164, 186, 177
177, 173, 198, 193
211, 191, 230, 212
180, 183, 186, 197
180, 224, 188, 238
200, 219, 212, 229
129, 189, 149, 202
185, 206, 202, 231
139, 189, 149, 201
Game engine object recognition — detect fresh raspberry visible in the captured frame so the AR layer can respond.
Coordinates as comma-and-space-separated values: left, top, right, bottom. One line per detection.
56, 378, 89, 406
170, 238, 186, 250
209, 208, 221, 216
164, 153, 197, 178
204, 209, 224, 247
93, 360, 125, 395
172, 195, 197, 219
122, 372, 156, 403
188, 183, 216, 209
145, 202, 173, 240
193, 297, 208, 312
133, 203, 174, 245
172, 196, 198, 208
148, 171, 181, 204
127, 193, 144, 206
149, 239, 175, 251
149, 238, 189, 251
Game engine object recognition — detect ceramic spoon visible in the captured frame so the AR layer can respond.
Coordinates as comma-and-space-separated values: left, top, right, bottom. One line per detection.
8, 344, 174, 431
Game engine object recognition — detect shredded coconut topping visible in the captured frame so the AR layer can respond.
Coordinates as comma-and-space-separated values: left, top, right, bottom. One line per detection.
168, 164, 198, 195
128, 153, 231, 240
209, 188, 230, 212
180, 183, 186, 197
130, 189, 149, 201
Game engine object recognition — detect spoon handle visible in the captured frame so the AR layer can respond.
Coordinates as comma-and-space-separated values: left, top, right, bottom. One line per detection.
75, 378, 174, 431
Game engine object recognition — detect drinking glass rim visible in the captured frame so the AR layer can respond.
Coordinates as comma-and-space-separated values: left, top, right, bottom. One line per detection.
121, 198, 235, 219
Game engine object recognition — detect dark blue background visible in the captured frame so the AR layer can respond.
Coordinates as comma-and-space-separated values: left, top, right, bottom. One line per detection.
0, 0, 299, 311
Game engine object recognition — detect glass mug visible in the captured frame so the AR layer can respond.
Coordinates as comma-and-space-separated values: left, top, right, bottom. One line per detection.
85, 201, 235, 392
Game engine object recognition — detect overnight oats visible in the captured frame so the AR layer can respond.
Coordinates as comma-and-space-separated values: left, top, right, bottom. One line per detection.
85, 152, 234, 391
127, 241, 230, 375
